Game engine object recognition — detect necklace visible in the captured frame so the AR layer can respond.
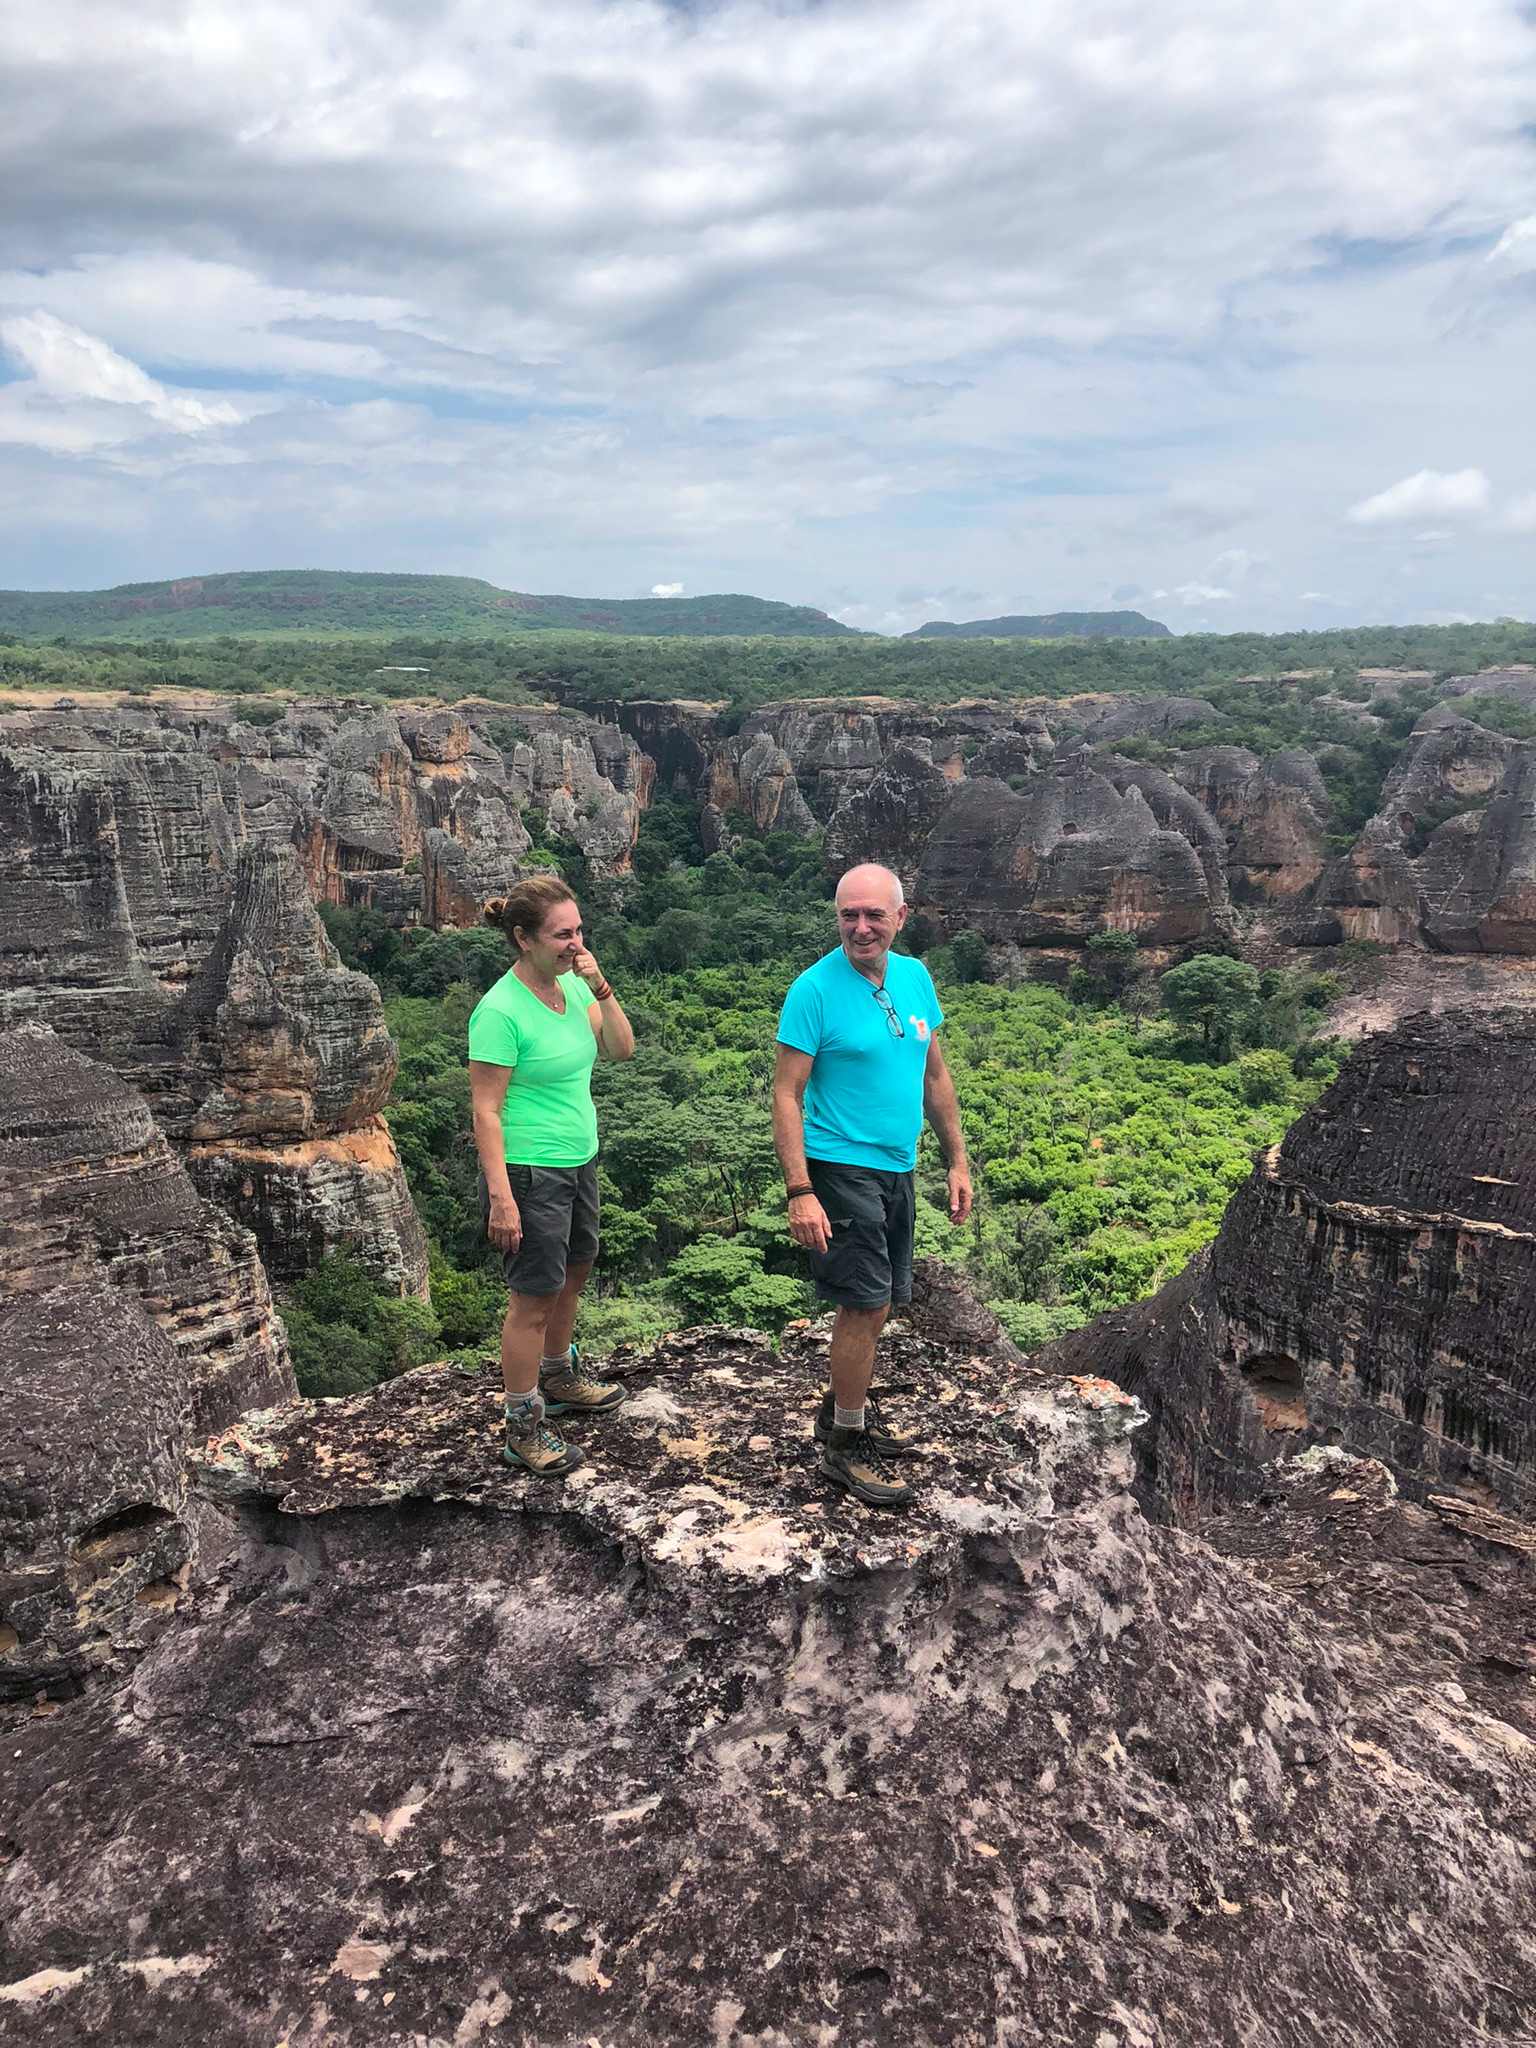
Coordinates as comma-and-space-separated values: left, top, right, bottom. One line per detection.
514, 963, 566, 1015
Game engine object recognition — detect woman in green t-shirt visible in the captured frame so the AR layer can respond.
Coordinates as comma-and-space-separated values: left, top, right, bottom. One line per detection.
468, 873, 636, 1476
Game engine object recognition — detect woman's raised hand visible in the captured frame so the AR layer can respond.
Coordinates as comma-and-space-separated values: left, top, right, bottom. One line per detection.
572, 948, 606, 991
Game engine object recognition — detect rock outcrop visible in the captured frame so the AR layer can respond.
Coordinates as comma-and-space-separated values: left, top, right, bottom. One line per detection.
0, 698, 648, 936
1038, 1006, 1536, 1524
830, 749, 1227, 945
0, 1024, 293, 1697
707, 698, 1334, 949
226, 698, 647, 919
3, 1309, 1533, 2043
1307, 718, 1526, 950
0, 708, 428, 1292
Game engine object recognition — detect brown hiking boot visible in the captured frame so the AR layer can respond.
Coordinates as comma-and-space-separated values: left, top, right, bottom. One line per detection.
818, 1425, 918, 1511
814, 1389, 919, 1460
502, 1417, 585, 1478
540, 1343, 626, 1417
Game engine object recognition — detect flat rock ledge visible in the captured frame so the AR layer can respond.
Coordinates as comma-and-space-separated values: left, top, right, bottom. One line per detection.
2, 1324, 1534, 2048
196, 1322, 1147, 1587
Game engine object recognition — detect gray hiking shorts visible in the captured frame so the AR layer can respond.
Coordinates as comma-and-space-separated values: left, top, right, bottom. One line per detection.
479, 1163, 600, 1298
805, 1158, 916, 1310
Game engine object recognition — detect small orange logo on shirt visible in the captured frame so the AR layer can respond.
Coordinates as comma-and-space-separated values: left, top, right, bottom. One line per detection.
910, 1016, 931, 1041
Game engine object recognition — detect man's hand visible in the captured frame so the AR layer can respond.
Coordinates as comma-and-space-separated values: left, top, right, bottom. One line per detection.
571, 947, 606, 992
947, 1164, 973, 1227
488, 1196, 523, 1253
787, 1192, 831, 1255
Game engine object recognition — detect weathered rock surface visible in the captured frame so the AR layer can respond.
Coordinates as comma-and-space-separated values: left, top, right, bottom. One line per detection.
3, 1310, 1533, 2044
1308, 719, 1527, 950
22, 672, 1536, 957
0, 1024, 292, 1697
0, 708, 428, 1292
1038, 1007, 1536, 1526
718, 698, 1336, 948
0, 697, 648, 937
232, 696, 647, 919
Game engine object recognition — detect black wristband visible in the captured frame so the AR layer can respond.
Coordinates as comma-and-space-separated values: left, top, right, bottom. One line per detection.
785, 1183, 815, 1202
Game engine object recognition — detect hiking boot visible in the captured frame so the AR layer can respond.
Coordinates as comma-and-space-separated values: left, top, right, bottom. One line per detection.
501, 1419, 585, 1478
814, 1389, 919, 1461
540, 1342, 626, 1417
818, 1425, 918, 1511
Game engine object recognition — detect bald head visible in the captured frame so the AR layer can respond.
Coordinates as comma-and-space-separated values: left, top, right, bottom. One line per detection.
835, 864, 907, 978
836, 863, 904, 911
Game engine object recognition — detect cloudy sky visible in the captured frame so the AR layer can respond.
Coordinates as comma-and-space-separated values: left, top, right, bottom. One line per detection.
2, 0, 1534, 633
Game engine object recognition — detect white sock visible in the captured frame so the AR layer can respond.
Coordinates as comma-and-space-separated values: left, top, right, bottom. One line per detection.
505, 1390, 546, 1437
834, 1403, 866, 1430
540, 1347, 573, 1374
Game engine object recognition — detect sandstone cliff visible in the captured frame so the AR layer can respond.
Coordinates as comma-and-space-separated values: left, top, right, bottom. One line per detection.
1037, 1005, 1536, 1525
20, 680, 1536, 962
0, 1024, 293, 1697
3, 1306, 1532, 2043
212, 698, 646, 920
1307, 717, 1534, 952
0, 706, 428, 1294
0, 697, 647, 934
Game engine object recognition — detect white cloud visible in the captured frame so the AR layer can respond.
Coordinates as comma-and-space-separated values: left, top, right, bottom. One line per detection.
1503, 493, 1536, 533
1486, 215, 1536, 276
1209, 547, 1266, 583
650, 581, 684, 598
0, 0, 1533, 619
0, 311, 237, 432
1346, 468, 1492, 525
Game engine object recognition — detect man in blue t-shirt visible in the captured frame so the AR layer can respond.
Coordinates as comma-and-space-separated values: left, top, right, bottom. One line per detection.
773, 863, 973, 1510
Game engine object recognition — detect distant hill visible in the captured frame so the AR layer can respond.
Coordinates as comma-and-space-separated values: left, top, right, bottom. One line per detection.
0, 570, 859, 641
909, 610, 1171, 640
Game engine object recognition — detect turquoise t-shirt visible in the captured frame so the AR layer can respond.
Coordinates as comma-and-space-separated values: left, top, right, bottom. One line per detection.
776, 948, 943, 1172
467, 970, 599, 1167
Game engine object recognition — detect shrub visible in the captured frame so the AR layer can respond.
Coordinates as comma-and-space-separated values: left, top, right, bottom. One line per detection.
1236, 1049, 1296, 1106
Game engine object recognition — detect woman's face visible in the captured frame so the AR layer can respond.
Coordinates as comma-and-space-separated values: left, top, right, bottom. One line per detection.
519, 898, 583, 974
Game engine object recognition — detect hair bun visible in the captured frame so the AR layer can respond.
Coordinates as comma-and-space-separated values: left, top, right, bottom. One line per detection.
482, 897, 508, 925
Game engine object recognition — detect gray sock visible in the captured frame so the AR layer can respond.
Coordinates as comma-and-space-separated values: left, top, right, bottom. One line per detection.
540, 1347, 573, 1376
834, 1403, 866, 1431
505, 1391, 546, 1438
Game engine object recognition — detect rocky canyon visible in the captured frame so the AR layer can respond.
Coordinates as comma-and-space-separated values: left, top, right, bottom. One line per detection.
3, 676, 1536, 2043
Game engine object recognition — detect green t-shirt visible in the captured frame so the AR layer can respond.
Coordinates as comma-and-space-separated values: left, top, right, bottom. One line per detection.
467, 970, 599, 1166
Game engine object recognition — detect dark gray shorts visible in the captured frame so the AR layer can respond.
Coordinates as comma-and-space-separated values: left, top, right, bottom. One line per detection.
479, 1163, 600, 1298
805, 1159, 916, 1310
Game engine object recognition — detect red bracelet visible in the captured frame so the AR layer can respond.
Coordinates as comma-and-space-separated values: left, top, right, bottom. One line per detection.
592, 981, 614, 1001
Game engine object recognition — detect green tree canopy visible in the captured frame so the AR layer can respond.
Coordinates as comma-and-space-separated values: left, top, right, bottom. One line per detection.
1159, 955, 1261, 1059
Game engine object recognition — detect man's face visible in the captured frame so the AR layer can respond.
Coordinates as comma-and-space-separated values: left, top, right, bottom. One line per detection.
837, 888, 906, 963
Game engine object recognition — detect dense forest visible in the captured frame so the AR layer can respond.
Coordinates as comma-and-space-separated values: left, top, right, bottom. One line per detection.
3, 616, 1533, 721
0, 571, 856, 641
285, 799, 1347, 1398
